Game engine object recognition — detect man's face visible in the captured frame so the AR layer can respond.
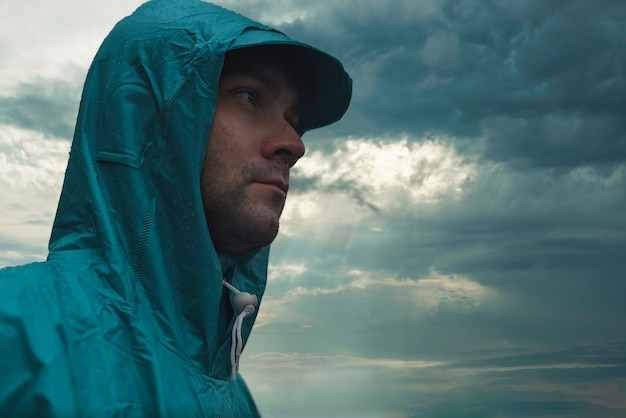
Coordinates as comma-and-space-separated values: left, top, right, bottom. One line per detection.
200, 64, 306, 256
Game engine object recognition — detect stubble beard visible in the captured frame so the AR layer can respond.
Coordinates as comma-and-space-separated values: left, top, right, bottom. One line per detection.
202, 162, 288, 256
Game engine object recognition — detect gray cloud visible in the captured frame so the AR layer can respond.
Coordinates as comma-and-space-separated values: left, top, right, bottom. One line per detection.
0, 72, 83, 139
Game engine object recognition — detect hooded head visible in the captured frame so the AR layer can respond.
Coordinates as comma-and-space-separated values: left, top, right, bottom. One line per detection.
46, 0, 351, 378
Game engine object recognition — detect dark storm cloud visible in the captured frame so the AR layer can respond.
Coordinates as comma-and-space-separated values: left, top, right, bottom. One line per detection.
277, 0, 626, 167
0, 74, 83, 139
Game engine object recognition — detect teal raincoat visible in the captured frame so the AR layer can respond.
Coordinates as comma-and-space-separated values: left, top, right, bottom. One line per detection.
0, 0, 351, 416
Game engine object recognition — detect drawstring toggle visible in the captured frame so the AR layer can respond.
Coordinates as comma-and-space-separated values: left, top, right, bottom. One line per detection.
222, 279, 258, 381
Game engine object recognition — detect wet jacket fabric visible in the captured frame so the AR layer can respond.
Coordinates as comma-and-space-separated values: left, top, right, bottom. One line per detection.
0, 0, 351, 416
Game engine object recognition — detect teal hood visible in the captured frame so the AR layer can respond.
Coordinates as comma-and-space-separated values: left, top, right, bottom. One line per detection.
0, 0, 351, 416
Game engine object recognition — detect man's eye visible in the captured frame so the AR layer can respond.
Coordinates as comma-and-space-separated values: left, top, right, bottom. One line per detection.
235, 90, 257, 104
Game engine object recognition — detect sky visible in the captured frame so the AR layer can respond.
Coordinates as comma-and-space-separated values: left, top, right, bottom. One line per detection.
1, 0, 625, 417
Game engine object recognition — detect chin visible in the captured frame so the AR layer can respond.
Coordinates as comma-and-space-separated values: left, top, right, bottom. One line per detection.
253, 207, 284, 242
250, 214, 281, 245
205, 193, 285, 254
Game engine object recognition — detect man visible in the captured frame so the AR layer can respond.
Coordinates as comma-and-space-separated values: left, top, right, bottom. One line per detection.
0, 0, 351, 416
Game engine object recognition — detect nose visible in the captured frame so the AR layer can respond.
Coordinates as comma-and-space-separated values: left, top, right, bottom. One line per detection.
261, 120, 306, 166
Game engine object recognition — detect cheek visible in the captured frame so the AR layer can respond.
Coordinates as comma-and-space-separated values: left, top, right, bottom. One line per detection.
203, 132, 244, 192
207, 111, 250, 157
210, 106, 261, 154
205, 119, 233, 169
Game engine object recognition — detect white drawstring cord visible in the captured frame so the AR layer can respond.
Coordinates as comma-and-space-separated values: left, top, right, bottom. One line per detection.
222, 279, 258, 381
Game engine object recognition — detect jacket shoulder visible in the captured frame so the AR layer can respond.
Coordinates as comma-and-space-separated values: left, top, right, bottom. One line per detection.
0, 262, 87, 416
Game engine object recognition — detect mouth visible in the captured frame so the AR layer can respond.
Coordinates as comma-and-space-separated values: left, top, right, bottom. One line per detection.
254, 178, 289, 195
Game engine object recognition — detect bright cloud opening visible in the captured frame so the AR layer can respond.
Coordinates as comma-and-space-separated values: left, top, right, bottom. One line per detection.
294, 136, 476, 209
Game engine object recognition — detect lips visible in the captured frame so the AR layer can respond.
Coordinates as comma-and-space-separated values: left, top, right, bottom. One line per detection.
254, 178, 289, 195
